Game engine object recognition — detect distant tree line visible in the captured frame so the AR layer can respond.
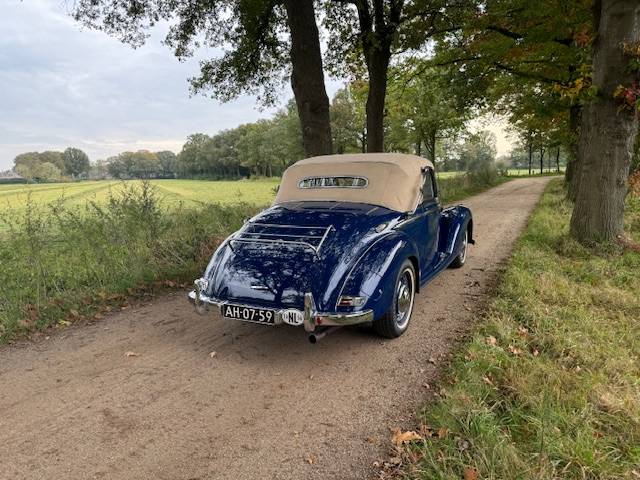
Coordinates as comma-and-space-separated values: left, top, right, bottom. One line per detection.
11, 81, 499, 183
13, 148, 90, 182
104, 150, 177, 179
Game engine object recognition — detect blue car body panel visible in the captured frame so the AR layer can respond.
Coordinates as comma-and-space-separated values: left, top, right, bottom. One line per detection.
198, 195, 473, 322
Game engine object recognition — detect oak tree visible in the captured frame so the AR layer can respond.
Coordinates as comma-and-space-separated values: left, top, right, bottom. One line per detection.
570, 0, 640, 242
73, 0, 332, 157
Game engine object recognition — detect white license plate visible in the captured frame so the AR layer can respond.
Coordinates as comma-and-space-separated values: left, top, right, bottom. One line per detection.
221, 304, 276, 325
281, 309, 304, 326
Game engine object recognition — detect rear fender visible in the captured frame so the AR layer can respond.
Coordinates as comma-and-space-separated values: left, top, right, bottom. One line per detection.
439, 205, 473, 258
340, 233, 419, 320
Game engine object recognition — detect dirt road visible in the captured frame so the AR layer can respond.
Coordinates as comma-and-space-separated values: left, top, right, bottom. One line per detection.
0, 177, 550, 480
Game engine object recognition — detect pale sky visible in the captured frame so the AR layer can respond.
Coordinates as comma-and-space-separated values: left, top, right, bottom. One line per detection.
0, 0, 512, 171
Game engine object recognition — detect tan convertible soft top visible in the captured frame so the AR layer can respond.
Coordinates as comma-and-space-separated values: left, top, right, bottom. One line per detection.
274, 153, 434, 212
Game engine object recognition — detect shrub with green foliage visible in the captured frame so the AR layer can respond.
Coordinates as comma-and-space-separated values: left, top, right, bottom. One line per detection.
0, 182, 256, 341
438, 171, 505, 204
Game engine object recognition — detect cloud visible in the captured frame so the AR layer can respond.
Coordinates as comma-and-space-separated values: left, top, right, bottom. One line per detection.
0, 1, 511, 171
0, 0, 342, 169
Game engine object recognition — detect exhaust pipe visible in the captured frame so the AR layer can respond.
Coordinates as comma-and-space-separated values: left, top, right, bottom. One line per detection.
308, 326, 341, 344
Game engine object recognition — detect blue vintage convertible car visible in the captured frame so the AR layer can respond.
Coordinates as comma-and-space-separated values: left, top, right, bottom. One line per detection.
189, 153, 473, 342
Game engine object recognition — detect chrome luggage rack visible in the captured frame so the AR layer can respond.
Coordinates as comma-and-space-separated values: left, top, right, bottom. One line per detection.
229, 223, 334, 256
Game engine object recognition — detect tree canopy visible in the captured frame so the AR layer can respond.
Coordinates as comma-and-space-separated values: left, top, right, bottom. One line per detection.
12, 148, 91, 181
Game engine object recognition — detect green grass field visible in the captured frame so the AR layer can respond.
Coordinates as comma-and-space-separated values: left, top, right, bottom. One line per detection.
0, 173, 505, 217
0, 179, 280, 215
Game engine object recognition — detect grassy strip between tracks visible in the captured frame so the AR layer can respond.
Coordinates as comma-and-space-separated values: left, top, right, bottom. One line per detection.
0, 173, 510, 343
390, 180, 640, 480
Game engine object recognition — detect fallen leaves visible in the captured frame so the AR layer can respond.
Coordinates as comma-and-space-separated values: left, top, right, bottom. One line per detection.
208, 351, 217, 358
124, 351, 140, 357
391, 428, 424, 446
508, 345, 523, 356
485, 335, 497, 346
464, 467, 479, 480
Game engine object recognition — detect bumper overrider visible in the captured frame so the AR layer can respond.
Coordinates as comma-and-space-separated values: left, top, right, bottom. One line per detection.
188, 278, 373, 333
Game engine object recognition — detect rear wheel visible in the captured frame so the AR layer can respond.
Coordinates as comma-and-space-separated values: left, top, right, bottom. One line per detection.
449, 229, 468, 269
373, 260, 416, 338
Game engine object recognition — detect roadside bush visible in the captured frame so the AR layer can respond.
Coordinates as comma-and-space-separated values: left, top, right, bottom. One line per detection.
0, 181, 256, 341
438, 170, 503, 204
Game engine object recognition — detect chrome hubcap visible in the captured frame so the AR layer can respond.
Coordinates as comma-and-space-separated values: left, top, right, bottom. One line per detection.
459, 231, 468, 263
395, 268, 415, 330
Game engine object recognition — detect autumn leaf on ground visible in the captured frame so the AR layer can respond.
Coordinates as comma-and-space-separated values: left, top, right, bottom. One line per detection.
437, 427, 448, 439
485, 336, 497, 346
209, 351, 217, 358
464, 467, 479, 480
508, 345, 523, 356
124, 351, 140, 357
517, 326, 528, 337
305, 455, 316, 465
391, 428, 424, 446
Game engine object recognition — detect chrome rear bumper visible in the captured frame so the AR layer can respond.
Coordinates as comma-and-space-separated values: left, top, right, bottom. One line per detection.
188, 287, 373, 332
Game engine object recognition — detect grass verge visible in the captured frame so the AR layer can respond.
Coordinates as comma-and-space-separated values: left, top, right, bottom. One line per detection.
0, 182, 257, 342
438, 171, 511, 204
396, 180, 640, 479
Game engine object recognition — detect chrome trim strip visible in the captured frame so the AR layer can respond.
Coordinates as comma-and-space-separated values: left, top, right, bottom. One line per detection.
448, 224, 461, 254
298, 176, 369, 189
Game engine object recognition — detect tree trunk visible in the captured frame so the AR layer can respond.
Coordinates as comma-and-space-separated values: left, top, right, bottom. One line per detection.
539, 147, 545, 174
555, 147, 561, 173
283, 0, 332, 157
570, 0, 640, 243
353, 0, 403, 153
565, 105, 582, 200
365, 49, 391, 152
528, 141, 533, 175
429, 129, 437, 164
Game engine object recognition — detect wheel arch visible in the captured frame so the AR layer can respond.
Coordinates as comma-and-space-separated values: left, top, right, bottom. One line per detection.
408, 255, 420, 293
340, 233, 419, 319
